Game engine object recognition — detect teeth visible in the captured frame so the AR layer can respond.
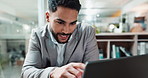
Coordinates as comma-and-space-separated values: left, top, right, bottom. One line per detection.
61, 35, 67, 37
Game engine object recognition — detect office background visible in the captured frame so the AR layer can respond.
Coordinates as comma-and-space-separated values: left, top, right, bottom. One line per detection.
0, 0, 148, 78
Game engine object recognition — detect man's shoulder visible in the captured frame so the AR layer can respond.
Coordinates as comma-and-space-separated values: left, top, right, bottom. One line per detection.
31, 25, 48, 37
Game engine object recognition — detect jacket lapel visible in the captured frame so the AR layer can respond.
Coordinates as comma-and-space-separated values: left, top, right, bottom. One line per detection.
43, 25, 57, 66
63, 25, 81, 65
45, 38, 57, 66
63, 38, 78, 64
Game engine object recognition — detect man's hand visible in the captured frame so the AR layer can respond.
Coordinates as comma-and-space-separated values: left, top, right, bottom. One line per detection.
50, 63, 86, 78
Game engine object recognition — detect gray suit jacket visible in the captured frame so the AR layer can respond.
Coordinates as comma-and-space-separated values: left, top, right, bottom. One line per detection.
21, 23, 99, 78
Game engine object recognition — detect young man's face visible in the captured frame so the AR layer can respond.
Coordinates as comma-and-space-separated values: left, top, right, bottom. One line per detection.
46, 6, 78, 43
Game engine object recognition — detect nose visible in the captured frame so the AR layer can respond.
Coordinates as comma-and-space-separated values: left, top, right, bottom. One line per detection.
62, 24, 70, 34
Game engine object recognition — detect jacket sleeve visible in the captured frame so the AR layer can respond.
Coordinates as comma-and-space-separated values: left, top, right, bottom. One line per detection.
83, 27, 99, 62
21, 29, 54, 78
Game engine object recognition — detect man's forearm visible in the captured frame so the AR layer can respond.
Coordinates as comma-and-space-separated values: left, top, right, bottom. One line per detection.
21, 66, 55, 78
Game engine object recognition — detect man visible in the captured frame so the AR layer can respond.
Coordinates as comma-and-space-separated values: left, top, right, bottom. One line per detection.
21, 0, 99, 78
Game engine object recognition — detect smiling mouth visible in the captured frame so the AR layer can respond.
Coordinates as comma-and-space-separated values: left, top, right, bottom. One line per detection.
58, 34, 70, 40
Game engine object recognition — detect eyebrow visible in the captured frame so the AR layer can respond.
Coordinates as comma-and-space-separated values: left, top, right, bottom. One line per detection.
57, 19, 65, 23
70, 20, 77, 24
56, 18, 77, 24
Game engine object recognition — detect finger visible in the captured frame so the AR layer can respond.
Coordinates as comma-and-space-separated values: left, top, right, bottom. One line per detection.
67, 66, 81, 76
76, 68, 84, 78
62, 71, 76, 78
76, 68, 84, 74
71, 63, 86, 69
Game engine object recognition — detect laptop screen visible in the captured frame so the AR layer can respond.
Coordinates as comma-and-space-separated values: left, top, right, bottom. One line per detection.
83, 54, 148, 78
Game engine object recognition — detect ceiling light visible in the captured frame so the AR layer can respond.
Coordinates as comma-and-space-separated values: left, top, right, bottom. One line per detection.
23, 24, 30, 30
96, 14, 100, 18
17, 29, 20, 33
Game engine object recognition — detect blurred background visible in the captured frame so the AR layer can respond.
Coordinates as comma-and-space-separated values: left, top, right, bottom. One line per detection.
0, 0, 148, 78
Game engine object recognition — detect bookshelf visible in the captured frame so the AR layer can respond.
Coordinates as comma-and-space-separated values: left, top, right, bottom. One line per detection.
96, 32, 148, 59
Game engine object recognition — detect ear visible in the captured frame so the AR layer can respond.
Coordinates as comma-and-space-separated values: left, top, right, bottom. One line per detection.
45, 11, 50, 22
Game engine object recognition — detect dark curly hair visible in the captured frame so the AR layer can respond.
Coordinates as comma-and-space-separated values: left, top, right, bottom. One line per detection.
48, 0, 81, 12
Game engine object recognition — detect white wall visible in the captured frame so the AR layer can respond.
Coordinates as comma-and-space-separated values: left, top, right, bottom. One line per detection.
122, 0, 148, 14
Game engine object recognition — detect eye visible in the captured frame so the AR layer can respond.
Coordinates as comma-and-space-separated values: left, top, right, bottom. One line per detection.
70, 22, 76, 25
56, 21, 64, 24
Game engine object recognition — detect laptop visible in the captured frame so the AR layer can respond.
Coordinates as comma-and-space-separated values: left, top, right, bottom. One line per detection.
83, 54, 148, 78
